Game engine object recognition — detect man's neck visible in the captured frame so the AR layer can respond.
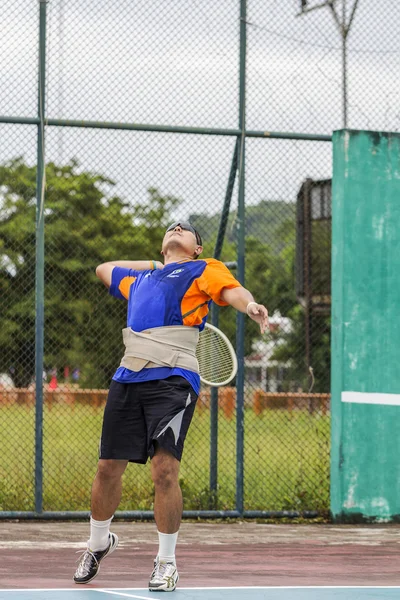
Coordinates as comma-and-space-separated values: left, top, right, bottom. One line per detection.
163, 252, 194, 265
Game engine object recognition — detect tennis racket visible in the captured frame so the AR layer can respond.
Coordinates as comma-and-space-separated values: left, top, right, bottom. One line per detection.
196, 323, 238, 387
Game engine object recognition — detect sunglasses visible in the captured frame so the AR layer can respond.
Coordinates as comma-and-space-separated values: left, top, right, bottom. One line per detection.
166, 221, 202, 246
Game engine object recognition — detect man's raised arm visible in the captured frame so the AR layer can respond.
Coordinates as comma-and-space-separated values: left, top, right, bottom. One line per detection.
220, 286, 269, 334
96, 260, 164, 288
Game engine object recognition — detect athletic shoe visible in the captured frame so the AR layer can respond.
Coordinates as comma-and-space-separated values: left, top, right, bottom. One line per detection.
73, 532, 119, 584
149, 559, 179, 592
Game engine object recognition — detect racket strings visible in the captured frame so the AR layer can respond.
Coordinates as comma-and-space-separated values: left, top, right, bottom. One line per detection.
196, 328, 235, 385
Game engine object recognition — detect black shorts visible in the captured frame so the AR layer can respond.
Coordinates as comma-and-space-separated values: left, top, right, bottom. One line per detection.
99, 376, 198, 463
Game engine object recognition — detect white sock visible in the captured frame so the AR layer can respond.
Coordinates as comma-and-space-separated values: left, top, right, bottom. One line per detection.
157, 530, 179, 563
88, 516, 113, 551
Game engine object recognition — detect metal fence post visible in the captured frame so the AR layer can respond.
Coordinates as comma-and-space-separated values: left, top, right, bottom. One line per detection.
35, 0, 48, 515
214, 139, 239, 260
236, 0, 247, 517
209, 139, 240, 506
209, 306, 219, 507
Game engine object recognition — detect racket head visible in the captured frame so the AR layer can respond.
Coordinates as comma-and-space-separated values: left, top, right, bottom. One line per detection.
196, 322, 238, 387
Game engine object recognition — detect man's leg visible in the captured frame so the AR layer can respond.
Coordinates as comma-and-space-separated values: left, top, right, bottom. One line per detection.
74, 459, 127, 584
149, 446, 181, 591
89, 458, 128, 550
144, 377, 198, 591
151, 446, 182, 534
91, 458, 128, 521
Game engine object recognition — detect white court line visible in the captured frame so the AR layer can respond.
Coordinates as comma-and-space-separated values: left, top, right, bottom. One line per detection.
0, 590, 147, 595
342, 391, 400, 406
95, 591, 150, 600
116, 586, 400, 592
1, 586, 400, 591
179, 586, 400, 590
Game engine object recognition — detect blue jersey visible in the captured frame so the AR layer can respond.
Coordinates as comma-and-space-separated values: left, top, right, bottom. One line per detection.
109, 258, 241, 394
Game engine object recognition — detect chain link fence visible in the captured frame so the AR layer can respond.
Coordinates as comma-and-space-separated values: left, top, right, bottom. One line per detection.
0, 0, 398, 517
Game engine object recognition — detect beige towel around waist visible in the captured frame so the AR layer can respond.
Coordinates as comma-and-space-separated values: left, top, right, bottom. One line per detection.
120, 325, 199, 373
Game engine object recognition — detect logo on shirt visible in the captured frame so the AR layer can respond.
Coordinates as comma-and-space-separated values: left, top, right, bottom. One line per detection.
167, 268, 184, 278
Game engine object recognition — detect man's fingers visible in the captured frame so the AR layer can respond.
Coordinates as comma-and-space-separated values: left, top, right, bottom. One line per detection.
259, 311, 269, 334
248, 304, 269, 334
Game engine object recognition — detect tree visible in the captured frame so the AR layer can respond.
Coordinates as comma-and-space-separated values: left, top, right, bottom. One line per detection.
0, 159, 180, 388
191, 209, 331, 392
0, 159, 332, 392
270, 217, 331, 392
190, 199, 295, 254
198, 221, 297, 357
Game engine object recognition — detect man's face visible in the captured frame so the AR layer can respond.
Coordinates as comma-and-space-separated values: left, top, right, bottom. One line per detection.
161, 223, 202, 258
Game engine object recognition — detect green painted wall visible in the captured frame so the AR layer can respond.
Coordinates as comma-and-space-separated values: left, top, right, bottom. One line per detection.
331, 130, 400, 522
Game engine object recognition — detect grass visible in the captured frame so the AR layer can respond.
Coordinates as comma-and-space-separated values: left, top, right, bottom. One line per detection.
0, 403, 330, 513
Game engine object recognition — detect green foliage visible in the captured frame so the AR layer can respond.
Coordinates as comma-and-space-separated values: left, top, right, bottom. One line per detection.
0, 159, 180, 388
271, 305, 331, 392
214, 234, 298, 356
190, 200, 295, 254
192, 203, 331, 391
0, 157, 331, 392
311, 219, 331, 295
195, 209, 298, 356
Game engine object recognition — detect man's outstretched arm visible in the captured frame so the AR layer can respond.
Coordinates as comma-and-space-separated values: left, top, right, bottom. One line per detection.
96, 260, 164, 288
220, 286, 269, 334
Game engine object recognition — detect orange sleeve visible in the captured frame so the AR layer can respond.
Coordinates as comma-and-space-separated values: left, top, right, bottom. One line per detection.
118, 276, 136, 300
196, 258, 242, 306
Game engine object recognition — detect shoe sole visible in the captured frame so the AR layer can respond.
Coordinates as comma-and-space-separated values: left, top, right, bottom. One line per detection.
74, 533, 119, 585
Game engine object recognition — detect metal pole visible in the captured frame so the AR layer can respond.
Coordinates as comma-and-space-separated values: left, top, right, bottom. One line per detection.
303, 179, 312, 385
0, 115, 333, 141
236, 0, 247, 517
210, 141, 239, 504
57, 0, 65, 161
35, 0, 48, 515
342, 0, 348, 127
0, 115, 332, 141
214, 139, 239, 259
209, 139, 239, 506
0, 509, 318, 520
209, 307, 219, 506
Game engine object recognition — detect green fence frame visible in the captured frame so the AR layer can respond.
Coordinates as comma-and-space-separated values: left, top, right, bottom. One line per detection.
0, 0, 331, 520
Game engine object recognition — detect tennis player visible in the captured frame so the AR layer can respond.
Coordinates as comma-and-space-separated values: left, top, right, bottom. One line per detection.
74, 221, 269, 591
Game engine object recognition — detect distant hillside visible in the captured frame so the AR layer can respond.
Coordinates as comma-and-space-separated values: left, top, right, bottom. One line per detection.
189, 200, 295, 254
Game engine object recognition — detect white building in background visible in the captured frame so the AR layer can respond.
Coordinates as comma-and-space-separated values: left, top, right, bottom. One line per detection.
244, 311, 293, 392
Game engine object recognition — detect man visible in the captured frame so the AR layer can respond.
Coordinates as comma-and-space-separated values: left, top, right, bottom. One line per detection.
74, 221, 269, 591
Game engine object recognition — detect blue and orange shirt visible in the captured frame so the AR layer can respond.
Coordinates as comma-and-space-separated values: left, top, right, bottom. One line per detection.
109, 258, 242, 394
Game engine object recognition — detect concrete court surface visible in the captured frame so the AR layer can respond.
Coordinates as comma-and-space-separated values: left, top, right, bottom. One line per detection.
0, 521, 399, 590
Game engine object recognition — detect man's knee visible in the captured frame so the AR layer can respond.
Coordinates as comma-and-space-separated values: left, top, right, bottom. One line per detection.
151, 448, 180, 491
96, 459, 127, 480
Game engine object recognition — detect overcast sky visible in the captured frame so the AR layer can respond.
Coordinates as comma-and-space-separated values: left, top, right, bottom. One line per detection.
1, 1, 399, 217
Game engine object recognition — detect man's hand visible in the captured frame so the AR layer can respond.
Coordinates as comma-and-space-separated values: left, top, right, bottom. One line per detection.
246, 302, 269, 334
220, 287, 269, 334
